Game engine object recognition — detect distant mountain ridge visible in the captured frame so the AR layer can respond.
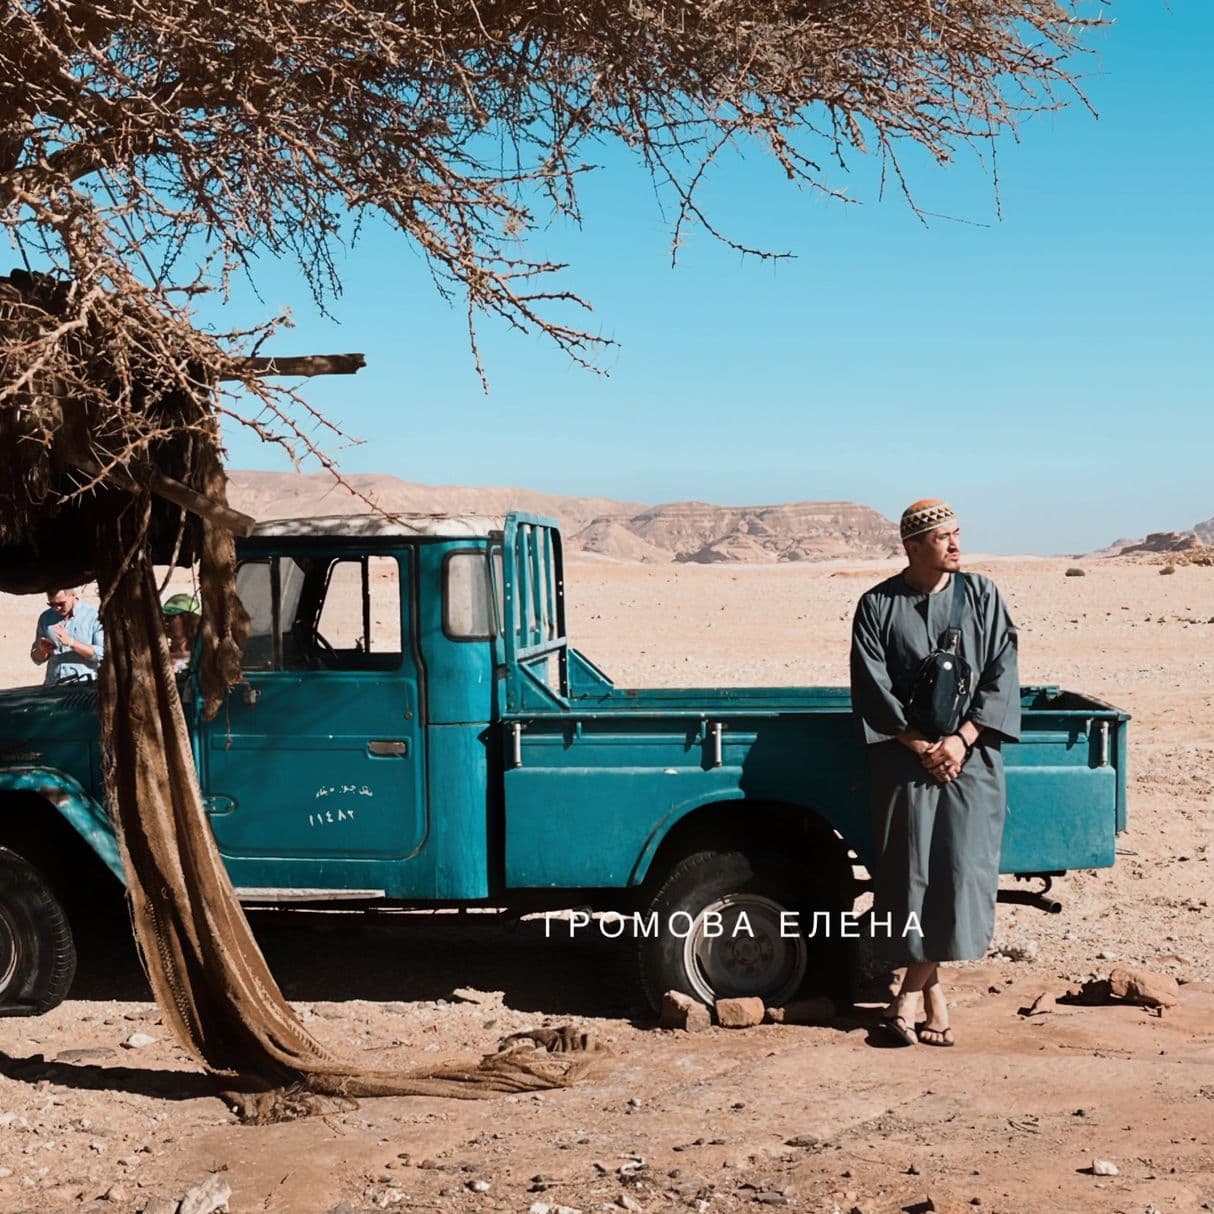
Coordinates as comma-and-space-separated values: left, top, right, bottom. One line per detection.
1089, 516, 1213, 558
582, 500, 901, 563
225, 470, 901, 563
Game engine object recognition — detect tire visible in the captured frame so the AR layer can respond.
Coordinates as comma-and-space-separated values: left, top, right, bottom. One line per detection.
0, 846, 77, 1017
637, 847, 853, 1013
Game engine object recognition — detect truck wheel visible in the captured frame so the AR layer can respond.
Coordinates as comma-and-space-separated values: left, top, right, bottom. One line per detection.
0, 846, 77, 1017
637, 848, 852, 1013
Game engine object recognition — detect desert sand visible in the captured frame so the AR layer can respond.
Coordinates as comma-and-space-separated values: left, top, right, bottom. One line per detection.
0, 554, 1211, 1214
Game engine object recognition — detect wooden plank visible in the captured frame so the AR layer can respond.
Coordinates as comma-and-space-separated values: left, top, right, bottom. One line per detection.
72, 460, 256, 536
148, 470, 256, 537
221, 354, 366, 379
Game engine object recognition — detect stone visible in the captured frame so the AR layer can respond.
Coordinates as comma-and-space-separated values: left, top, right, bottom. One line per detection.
618, 1195, 643, 1212
139, 1199, 180, 1214
54, 1047, 117, 1063
102, 1184, 131, 1203
659, 991, 711, 1032
1108, 967, 1181, 1008
1091, 1159, 1119, 1176
714, 997, 764, 1028
450, 987, 500, 1005
121, 1032, 157, 1050
1019, 992, 1055, 1016
178, 1174, 232, 1214
923, 1196, 970, 1213
467, 1179, 491, 1193
764, 997, 834, 1025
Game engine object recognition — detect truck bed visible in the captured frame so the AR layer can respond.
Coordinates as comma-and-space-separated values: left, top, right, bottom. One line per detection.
500, 677, 1129, 889
515, 680, 1124, 720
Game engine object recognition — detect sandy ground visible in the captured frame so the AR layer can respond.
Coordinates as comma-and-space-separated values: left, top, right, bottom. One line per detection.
1, 555, 1212, 1214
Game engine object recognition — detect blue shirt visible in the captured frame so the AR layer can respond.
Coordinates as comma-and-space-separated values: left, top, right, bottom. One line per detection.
33, 600, 105, 685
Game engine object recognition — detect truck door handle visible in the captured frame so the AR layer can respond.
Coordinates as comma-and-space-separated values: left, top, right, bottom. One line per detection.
368, 739, 408, 757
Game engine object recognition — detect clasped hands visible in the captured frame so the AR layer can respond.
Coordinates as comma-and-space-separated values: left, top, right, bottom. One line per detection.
901, 729, 970, 783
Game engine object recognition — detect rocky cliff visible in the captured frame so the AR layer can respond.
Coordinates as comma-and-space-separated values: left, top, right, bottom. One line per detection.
575, 500, 900, 563
1090, 519, 1211, 559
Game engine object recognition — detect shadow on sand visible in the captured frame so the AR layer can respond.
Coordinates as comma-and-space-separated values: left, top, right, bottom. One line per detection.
69, 908, 643, 1019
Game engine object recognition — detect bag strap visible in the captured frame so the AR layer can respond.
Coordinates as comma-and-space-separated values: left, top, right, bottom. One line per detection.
941, 571, 967, 652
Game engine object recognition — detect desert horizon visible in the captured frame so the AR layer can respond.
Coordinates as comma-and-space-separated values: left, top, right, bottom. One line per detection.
220, 468, 1214, 565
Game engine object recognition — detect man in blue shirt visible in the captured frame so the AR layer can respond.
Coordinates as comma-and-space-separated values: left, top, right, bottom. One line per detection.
30, 588, 105, 685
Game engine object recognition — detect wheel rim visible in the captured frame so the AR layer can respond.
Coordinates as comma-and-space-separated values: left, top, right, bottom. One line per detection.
0, 903, 19, 996
681, 893, 807, 1005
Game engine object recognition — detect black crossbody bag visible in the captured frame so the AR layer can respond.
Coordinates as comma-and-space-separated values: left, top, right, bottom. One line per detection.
905, 572, 973, 741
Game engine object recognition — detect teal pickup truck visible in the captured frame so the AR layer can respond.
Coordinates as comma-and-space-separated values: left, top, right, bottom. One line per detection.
0, 513, 1129, 1016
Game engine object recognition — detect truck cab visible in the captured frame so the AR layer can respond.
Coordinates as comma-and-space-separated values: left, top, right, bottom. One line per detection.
197, 513, 500, 901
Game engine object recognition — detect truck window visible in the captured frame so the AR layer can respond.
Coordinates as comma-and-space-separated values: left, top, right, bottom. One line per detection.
444, 550, 499, 640
236, 556, 398, 671
237, 561, 275, 670
313, 556, 401, 665
235, 559, 305, 670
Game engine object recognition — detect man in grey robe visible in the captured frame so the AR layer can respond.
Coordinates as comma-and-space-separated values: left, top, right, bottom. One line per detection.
849, 499, 1019, 1046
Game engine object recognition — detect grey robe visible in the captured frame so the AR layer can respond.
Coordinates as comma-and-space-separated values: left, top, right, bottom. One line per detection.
849, 571, 1020, 965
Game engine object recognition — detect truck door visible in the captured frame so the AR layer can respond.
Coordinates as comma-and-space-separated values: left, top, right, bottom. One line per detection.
198, 550, 426, 891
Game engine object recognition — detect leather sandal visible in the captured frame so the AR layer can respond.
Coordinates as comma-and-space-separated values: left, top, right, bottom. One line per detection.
879, 1014, 918, 1046
915, 1023, 954, 1047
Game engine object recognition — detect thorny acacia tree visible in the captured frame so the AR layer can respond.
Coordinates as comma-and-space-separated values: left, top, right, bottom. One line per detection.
0, 0, 1096, 1107
1, 0, 1099, 429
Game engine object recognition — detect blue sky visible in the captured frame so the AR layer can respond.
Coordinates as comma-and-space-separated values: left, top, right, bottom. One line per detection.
214, 5, 1213, 555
